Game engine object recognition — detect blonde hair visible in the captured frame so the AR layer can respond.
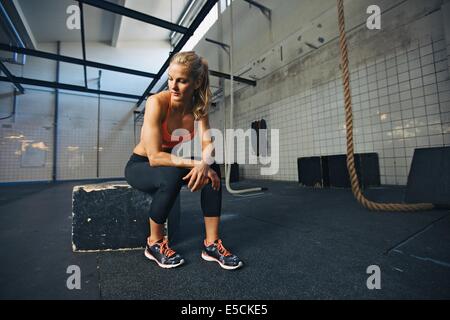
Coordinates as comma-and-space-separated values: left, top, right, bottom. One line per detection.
170, 51, 211, 120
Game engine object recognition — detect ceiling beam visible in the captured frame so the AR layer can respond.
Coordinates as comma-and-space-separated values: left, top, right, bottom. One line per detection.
0, 44, 157, 78
0, 75, 142, 100
0, 60, 24, 93
78, 2, 88, 88
76, 0, 189, 34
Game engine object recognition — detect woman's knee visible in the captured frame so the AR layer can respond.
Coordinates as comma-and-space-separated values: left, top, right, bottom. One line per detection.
158, 168, 187, 191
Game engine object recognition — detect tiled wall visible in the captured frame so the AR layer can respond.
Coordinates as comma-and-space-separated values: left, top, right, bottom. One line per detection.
201, 0, 450, 186
0, 87, 135, 183
0, 40, 163, 183
0, 88, 55, 182
215, 34, 450, 184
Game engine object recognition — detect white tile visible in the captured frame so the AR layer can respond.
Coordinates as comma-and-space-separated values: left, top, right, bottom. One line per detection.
401, 108, 413, 118
428, 124, 443, 135
377, 70, 387, 80
409, 68, 422, 80
424, 84, 438, 95
444, 133, 450, 144
439, 90, 450, 102
387, 76, 398, 86
387, 67, 397, 77
397, 63, 409, 74
425, 103, 440, 115
390, 94, 400, 103
416, 136, 429, 146
399, 91, 411, 101
435, 60, 448, 73
420, 54, 434, 66
407, 49, 420, 61
411, 87, 424, 98
421, 64, 435, 76
425, 94, 439, 105
420, 44, 433, 57
434, 50, 447, 62
436, 70, 448, 83
415, 124, 428, 135
438, 80, 450, 93
399, 81, 411, 93
434, 39, 446, 51
408, 58, 421, 70
386, 57, 396, 68
429, 134, 444, 146
423, 74, 436, 85
413, 97, 425, 107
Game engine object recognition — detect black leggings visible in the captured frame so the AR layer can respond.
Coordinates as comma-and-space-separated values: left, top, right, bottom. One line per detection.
124, 153, 222, 225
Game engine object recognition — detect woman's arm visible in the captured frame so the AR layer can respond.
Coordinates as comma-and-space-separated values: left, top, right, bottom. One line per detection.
182, 114, 220, 192
198, 115, 216, 165
142, 96, 202, 168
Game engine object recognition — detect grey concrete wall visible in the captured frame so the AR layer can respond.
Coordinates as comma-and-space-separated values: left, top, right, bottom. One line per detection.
2, 0, 449, 185
0, 41, 168, 182
198, 0, 450, 185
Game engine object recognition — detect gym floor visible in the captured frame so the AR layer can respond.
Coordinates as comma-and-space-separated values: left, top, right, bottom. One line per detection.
1, 179, 449, 300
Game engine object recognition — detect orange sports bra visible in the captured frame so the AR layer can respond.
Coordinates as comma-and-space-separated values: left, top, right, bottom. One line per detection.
161, 95, 195, 149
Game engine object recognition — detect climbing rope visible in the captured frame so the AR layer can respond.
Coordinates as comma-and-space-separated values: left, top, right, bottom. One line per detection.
336, 0, 433, 211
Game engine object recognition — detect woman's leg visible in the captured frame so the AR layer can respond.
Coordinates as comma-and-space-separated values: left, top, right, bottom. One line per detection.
200, 162, 222, 243
204, 217, 220, 244
124, 155, 187, 268
125, 155, 189, 242
200, 162, 243, 270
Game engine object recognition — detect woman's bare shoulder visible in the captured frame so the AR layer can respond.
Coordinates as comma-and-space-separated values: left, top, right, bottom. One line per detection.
147, 91, 170, 110
150, 91, 170, 102
145, 91, 170, 122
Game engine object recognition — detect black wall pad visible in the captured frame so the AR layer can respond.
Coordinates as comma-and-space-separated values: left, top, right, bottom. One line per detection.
298, 157, 323, 187
324, 153, 380, 188
405, 147, 450, 206
321, 156, 330, 187
327, 154, 351, 188
357, 153, 381, 188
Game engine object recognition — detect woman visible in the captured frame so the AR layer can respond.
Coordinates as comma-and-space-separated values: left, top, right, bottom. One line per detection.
124, 51, 243, 270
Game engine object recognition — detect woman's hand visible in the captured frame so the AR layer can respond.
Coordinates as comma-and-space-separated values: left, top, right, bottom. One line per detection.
207, 168, 220, 191
183, 161, 210, 192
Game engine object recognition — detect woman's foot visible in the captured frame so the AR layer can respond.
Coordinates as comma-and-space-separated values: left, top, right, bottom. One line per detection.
145, 238, 185, 269
201, 239, 243, 270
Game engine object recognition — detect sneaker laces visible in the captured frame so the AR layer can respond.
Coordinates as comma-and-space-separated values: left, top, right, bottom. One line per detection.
216, 239, 232, 257
159, 239, 176, 258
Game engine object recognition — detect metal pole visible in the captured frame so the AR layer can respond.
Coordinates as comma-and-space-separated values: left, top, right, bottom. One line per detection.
224, 0, 264, 195
96, 70, 102, 178
52, 41, 60, 182
79, 2, 88, 88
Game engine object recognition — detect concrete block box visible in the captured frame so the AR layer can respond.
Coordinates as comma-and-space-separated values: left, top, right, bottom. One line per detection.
72, 181, 180, 251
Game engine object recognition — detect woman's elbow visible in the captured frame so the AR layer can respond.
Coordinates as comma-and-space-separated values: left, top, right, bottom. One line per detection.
148, 153, 158, 167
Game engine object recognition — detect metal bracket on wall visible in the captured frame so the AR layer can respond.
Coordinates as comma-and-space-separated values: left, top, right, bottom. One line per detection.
205, 38, 230, 54
243, 0, 271, 20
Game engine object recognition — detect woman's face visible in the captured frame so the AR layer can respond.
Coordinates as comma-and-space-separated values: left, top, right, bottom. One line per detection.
168, 63, 200, 103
